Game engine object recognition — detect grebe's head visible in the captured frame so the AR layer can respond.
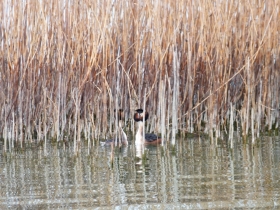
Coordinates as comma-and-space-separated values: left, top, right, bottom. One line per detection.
114, 109, 124, 121
134, 109, 149, 122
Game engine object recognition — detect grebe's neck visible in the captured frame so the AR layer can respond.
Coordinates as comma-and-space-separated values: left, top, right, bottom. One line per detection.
135, 121, 144, 145
118, 121, 128, 145
136, 121, 144, 136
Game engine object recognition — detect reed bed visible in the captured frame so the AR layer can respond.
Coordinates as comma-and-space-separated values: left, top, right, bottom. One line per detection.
0, 0, 279, 150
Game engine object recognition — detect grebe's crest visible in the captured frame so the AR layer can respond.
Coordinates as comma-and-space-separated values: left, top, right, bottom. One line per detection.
134, 109, 149, 122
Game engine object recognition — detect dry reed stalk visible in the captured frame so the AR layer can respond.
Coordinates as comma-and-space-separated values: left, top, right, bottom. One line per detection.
0, 0, 279, 148
142, 87, 146, 152
229, 103, 234, 148
159, 79, 166, 145
171, 48, 179, 146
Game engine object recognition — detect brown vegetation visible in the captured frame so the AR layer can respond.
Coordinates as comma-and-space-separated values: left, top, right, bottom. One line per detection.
0, 0, 279, 150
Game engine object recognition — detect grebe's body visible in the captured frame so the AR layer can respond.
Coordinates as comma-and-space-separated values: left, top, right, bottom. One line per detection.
104, 109, 128, 146
104, 126, 128, 146
134, 109, 161, 145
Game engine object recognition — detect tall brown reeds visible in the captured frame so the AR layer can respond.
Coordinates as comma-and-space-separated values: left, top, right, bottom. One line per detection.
0, 0, 279, 150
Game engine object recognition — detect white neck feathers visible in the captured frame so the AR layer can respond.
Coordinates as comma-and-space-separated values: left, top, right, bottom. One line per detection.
135, 121, 144, 145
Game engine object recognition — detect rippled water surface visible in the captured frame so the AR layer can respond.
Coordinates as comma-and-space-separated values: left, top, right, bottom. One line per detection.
1, 136, 280, 209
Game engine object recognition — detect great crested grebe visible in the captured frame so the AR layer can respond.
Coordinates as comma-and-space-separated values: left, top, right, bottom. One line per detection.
134, 109, 161, 145
104, 109, 128, 146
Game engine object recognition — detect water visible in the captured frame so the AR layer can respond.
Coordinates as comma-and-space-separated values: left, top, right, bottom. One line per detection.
0, 136, 280, 209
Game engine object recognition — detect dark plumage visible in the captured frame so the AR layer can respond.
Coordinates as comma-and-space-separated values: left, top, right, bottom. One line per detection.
145, 133, 160, 142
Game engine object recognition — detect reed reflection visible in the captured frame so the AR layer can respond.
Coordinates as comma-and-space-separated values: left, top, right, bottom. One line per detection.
0, 137, 279, 209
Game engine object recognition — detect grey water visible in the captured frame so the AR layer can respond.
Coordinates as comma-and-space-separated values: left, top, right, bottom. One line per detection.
0, 136, 280, 209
